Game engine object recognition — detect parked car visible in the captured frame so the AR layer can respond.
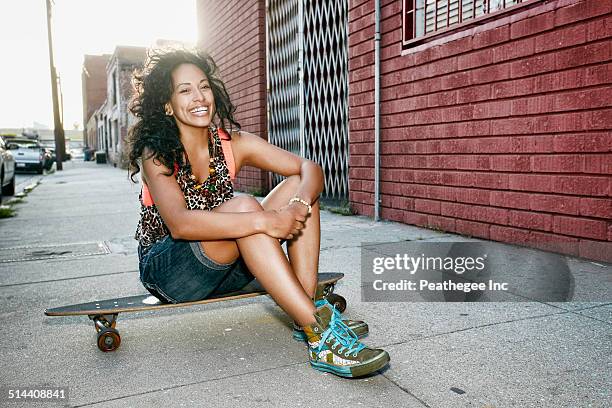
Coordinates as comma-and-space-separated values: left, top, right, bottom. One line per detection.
39, 142, 56, 162
41, 148, 54, 170
6, 138, 51, 174
40, 141, 70, 162
70, 147, 85, 160
0, 137, 16, 198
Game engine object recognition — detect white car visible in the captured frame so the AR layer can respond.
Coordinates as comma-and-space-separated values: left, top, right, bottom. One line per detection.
70, 148, 85, 160
6, 138, 52, 174
0, 137, 16, 198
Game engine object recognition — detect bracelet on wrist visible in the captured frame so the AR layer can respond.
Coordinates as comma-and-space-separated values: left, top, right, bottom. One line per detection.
288, 196, 312, 215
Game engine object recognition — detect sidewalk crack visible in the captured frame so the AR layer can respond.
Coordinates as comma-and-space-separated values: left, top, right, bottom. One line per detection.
381, 373, 432, 407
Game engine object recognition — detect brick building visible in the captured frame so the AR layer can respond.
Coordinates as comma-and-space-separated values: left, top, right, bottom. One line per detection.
81, 54, 111, 150
93, 46, 147, 167
200, 0, 611, 262
348, 0, 611, 262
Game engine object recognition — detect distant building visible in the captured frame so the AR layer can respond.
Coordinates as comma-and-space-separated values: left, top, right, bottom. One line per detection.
92, 46, 147, 168
82, 54, 111, 151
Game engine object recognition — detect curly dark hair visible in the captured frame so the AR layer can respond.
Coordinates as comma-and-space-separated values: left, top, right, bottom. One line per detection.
127, 48, 241, 182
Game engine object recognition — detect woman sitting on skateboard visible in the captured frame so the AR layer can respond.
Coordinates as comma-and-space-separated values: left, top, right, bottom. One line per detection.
127, 48, 389, 378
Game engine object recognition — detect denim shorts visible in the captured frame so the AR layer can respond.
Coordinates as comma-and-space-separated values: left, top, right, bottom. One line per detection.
137, 235, 255, 304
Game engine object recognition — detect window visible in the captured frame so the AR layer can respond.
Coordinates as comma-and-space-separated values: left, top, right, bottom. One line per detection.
113, 120, 119, 152
404, 0, 529, 45
111, 71, 117, 106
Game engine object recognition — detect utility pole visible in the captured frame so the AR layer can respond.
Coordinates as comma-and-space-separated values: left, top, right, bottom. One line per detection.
45, 0, 65, 170
58, 75, 64, 125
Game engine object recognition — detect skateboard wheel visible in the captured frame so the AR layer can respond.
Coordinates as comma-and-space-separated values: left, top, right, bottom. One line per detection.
325, 293, 346, 313
97, 328, 121, 352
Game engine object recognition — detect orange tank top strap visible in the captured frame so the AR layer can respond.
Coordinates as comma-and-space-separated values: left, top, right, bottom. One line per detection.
218, 128, 236, 182
142, 182, 154, 207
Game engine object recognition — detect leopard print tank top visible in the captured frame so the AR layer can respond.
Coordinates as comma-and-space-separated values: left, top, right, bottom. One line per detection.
134, 126, 234, 253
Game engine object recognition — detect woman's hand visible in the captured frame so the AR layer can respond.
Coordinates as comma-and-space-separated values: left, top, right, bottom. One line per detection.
262, 203, 308, 240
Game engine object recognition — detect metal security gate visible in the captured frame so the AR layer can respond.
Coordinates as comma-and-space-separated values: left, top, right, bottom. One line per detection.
266, 0, 302, 188
266, 0, 349, 204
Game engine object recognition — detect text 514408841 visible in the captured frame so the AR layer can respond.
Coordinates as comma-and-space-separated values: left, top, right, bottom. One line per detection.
3, 387, 68, 401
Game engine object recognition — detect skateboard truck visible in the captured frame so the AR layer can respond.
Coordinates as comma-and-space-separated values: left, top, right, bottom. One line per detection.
315, 282, 347, 313
89, 314, 121, 352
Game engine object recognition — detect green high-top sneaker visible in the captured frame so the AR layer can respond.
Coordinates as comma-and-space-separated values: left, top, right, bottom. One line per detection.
292, 299, 368, 342
303, 304, 390, 378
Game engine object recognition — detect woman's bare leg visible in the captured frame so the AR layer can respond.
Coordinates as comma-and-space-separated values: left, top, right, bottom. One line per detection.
202, 195, 316, 326
261, 175, 320, 299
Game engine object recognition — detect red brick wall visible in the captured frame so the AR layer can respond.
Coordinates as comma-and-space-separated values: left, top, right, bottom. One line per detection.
348, 0, 612, 262
197, 0, 269, 195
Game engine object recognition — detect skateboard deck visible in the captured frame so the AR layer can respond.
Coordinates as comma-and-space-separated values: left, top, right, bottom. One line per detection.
44, 272, 345, 352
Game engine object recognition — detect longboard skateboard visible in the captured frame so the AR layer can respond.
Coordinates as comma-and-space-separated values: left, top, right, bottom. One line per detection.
45, 272, 345, 352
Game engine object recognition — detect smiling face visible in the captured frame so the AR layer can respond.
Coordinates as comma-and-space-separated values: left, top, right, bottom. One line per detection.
166, 63, 216, 131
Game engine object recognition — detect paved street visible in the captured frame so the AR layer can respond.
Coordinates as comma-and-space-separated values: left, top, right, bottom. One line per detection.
0, 161, 610, 407
14, 172, 43, 194
1, 164, 54, 205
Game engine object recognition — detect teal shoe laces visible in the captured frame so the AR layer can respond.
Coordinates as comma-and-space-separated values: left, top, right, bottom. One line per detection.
316, 307, 366, 358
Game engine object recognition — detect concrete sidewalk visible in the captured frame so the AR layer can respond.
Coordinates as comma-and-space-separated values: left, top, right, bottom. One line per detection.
0, 161, 609, 407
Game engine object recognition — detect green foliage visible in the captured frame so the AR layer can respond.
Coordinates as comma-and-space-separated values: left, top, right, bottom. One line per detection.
320, 199, 355, 216
248, 187, 267, 197
0, 205, 15, 218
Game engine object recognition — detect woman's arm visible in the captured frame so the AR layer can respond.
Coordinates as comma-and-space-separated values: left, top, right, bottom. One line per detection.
292, 160, 325, 205
233, 131, 325, 206
142, 149, 266, 241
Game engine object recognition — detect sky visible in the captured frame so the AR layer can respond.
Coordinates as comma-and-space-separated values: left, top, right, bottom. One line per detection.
0, 0, 198, 130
